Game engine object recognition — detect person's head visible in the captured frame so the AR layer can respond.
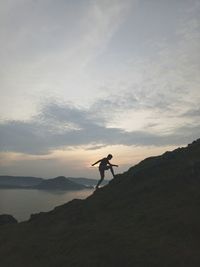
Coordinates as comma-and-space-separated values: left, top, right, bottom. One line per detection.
107, 154, 113, 160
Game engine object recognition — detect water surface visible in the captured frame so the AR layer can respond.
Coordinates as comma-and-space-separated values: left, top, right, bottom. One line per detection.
0, 188, 93, 222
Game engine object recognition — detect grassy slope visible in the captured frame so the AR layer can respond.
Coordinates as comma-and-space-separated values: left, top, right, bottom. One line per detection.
0, 140, 200, 267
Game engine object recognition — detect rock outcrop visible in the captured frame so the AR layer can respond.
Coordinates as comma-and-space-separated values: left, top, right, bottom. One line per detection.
0, 214, 18, 226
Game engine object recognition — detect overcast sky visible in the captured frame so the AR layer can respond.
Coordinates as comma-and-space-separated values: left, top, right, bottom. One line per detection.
0, 0, 200, 179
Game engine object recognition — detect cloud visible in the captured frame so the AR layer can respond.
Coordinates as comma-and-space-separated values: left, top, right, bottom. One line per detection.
0, 101, 199, 155
0, 1, 199, 156
181, 108, 200, 117
0, 0, 136, 120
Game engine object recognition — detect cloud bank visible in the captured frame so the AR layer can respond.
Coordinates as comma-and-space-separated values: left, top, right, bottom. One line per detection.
0, 99, 199, 155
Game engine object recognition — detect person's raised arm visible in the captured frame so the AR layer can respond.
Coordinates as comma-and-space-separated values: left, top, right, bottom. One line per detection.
91, 159, 101, 166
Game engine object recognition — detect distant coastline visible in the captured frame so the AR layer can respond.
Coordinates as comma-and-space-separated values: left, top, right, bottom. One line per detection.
0, 175, 108, 190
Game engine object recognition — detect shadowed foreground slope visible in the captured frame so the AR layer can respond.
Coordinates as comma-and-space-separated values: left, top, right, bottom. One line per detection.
0, 139, 200, 267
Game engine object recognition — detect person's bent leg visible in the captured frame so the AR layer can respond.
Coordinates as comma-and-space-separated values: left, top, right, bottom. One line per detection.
109, 166, 115, 178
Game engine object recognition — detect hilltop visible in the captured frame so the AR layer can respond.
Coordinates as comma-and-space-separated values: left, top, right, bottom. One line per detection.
0, 139, 200, 266
34, 176, 88, 190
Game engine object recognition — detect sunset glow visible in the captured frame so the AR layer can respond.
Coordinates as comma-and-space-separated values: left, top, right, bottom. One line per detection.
0, 0, 199, 178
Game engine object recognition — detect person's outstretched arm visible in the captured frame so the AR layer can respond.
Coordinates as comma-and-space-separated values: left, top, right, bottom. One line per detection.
108, 161, 118, 167
111, 164, 119, 167
91, 159, 101, 166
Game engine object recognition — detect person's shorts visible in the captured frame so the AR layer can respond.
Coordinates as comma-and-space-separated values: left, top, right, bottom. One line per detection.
99, 166, 110, 172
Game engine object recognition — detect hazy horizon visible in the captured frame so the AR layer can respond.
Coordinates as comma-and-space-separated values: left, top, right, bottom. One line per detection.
0, 0, 200, 178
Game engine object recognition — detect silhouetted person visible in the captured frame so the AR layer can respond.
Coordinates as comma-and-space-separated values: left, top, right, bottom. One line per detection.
92, 154, 118, 189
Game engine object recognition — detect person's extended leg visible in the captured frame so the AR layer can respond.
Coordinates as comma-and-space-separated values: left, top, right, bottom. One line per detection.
96, 169, 104, 189
109, 165, 115, 178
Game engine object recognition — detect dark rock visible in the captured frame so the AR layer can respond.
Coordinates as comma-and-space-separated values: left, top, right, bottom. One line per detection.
1, 138, 200, 266
0, 214, 18, 226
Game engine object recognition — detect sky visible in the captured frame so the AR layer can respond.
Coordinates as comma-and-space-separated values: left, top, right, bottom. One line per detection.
0, 0, 200, 179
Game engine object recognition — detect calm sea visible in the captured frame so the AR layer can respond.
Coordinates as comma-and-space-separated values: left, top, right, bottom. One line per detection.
0, 188, 93, 222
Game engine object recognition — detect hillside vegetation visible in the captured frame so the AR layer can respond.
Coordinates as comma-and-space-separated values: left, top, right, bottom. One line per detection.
0, 139, 200, 267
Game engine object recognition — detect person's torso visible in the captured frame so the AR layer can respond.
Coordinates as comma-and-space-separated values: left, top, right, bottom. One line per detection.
99, 158, 109, 167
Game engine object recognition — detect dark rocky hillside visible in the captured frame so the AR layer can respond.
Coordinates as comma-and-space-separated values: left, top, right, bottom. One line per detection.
0, 215, 18, 226
0, 139, 200, 267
